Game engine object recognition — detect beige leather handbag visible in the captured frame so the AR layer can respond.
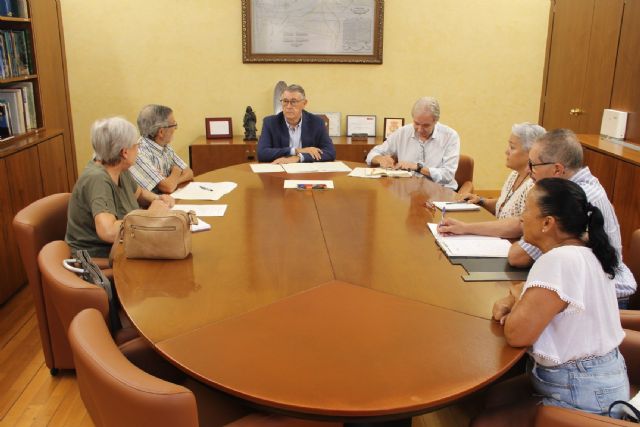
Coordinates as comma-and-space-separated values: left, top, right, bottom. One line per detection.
120, 209, 196, 259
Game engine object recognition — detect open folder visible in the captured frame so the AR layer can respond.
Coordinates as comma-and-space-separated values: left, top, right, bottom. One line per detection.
427, 223, 511, 258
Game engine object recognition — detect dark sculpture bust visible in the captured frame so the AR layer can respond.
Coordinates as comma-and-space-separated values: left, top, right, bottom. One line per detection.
243, 106, 257, 141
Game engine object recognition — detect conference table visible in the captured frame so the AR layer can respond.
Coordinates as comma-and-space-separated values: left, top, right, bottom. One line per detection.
113, 162, 526, 423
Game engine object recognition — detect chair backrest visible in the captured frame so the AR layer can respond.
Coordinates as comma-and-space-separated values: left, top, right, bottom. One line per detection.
69, 308, 199, 427
628, 229, 640, 309
455, 154, 474, 192
38, 240, 110, 369
12, 193, 71, 370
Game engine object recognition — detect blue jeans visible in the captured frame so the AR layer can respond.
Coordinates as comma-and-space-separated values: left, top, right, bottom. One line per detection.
528, 349, 630, 418
618, 297, 630, 310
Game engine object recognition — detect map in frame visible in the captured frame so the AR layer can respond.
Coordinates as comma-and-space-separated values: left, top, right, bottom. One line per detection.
242, 0, 384, 64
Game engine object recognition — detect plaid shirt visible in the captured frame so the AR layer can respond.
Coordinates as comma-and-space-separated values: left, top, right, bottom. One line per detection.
129, 136, 188, 192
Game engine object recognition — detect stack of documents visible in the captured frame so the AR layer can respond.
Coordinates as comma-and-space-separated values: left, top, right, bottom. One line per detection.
171, 182, 237, 201
431, 201, 480, 211
172, 205, 227, 217
249, 162, 352, 174
427, 223, 511, 258
348, 167, 413, 179
250, 164, 285, 173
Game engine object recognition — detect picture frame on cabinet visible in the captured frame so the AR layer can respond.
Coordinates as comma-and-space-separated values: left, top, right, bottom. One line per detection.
205, 117, 233, 139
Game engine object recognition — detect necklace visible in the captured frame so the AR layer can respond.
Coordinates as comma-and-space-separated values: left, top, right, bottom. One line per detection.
496, 172, 528, 217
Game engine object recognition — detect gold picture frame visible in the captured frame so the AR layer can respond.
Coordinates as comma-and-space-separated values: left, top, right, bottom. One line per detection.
242, 0, 384, 64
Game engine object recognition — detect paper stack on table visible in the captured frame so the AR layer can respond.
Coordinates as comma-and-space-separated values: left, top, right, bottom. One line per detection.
250, 164, 285, 173
172, 205, 227, 217
171, 182, 237, 201
190, 218, 211, 233
431, 202, 481, 211
427, 223, 511, 258
348, 167, 413, 178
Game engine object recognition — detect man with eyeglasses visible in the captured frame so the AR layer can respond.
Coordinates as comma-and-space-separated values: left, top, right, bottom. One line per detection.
129, 104, 193, 193
509, 129, 636, 307
257, 84, 335, 164
365, 97, 460, 189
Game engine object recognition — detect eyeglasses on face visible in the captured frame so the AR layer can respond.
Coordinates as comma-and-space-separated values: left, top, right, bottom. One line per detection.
163, 123, 178, 129
528, 159, 554, 170
280, 98, 304, 106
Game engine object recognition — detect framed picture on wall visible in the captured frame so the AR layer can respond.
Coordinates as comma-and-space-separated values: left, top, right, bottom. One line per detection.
205, 118, 233, 139
346, 115, 376, 137
315, 112, 341, 136
241, 0, 384, 64
383, 118, 404, 140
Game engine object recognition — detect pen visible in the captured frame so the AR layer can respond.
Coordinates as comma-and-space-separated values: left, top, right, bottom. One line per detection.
199, 185, 214, 192
440, 205, 447, 225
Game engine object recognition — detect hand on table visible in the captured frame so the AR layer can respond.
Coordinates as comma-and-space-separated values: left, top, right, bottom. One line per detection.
374, 155, 395, 169
492, 294, 516, 324
456, 193, 481, 203
437, 217, 468, 235
395, 161, 417, 171
158, 194, 175, 208
296, 147, 323, 160
273, 155, 300, 164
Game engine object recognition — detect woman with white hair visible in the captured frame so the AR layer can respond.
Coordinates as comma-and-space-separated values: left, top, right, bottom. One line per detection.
65, 116, 175, 258
458, 122, 546, 219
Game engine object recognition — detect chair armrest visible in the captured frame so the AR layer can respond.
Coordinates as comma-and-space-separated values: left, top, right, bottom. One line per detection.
535, 406, 636, 426
457, 181, 474, 195
621, 328, 640, 386
621, 310, 640, 332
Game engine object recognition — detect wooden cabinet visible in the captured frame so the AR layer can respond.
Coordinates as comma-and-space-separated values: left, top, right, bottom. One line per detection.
579, 134, 640, 257
541, 0, 640, 142
189, 136, 381, 174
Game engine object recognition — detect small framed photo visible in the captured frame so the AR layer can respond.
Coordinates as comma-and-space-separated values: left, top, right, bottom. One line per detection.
346, 115, 376, 137
205, 117, 233, 139
315, 112, 341, 136
383, 117, 405, 140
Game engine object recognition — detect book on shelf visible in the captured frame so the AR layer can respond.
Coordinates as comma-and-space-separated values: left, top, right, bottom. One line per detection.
0, 102, 11, 138
9, 81, 35, 129
0, 0, 28, 18
0, 88, 25, 134
0, 29, 33, 78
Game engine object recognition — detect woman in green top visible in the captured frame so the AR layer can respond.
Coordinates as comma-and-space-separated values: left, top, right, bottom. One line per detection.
65, 117, 175, 258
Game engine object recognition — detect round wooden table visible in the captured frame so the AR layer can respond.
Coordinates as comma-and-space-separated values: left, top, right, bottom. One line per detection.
114, 163, 525, 422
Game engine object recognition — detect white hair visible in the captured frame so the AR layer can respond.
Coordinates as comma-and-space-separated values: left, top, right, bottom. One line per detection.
411, 97, 440, 120
511, 122, 546, 151
91, 117, 138, 166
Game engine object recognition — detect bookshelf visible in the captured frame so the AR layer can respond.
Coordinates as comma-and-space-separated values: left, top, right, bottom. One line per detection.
0, 0, 77, 303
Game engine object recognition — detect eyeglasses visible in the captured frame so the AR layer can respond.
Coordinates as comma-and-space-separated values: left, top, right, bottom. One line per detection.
528, 159, 554, 170
280, 98, 304, 106
163, 123, 178, 129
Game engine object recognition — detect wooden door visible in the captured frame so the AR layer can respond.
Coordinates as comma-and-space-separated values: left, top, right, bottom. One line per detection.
611, 0, 640, 144
541, 0, 623, 133
612, 161, 640, 256
38, 134, 70, 195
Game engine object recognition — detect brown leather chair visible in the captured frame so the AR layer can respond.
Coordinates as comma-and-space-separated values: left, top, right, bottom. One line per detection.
621, 229, 640, 331
69, 308, 342, 427
13, 193, 71, 374
455, 154, 474, 194
533, 329, 640, 426
38, 240, 138, 371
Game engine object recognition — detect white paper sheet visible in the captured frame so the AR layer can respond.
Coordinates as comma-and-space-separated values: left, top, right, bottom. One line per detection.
281, 161, 352, 173
283, 180, 335, 189
432, 202, 481, 211
427, 223, 511, 258
171, 182, 237, 201
348, 167, 412, 178
250, 164, 285, 173
191, 218, 211, 233
173, 205, 227, 217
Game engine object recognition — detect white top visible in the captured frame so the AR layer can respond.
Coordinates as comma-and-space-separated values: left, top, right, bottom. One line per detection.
365, 122, 460, 189
518, 167, 637, 298
522, 245, 624, 366
495, 171, 534, 219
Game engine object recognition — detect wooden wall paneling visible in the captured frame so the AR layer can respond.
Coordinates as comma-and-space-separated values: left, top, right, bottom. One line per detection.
37, 134, 70, 195
612, 161, 640, 255
578, 0, 624, 133
334, 144, 371, 163
0, 159, 24, 303
190, 144, 254, 175
611, 0, 640, 144
29, 0, 77, 187
541, 0, 595, 131
582, 147, 618, 200
6, 146, 43, 211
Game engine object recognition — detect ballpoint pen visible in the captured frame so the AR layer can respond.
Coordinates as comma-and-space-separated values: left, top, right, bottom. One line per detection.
199, 185, 214, 192
440, 204, 447, 226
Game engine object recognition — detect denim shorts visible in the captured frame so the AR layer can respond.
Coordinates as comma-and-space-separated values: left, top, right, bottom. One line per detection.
528, 349, 630, 418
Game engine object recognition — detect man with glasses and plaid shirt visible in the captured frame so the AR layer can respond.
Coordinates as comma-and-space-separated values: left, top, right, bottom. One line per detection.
129, 104, 193, 194
257, 84, 335, 164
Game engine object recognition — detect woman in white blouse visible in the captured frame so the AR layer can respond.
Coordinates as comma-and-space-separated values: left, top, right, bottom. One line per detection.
472, 178, 629, 426
459, 122, 545, 219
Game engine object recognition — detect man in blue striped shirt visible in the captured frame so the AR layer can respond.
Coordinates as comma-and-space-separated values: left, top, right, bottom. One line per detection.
508, 129, 636, 306
129, 104, 193, 194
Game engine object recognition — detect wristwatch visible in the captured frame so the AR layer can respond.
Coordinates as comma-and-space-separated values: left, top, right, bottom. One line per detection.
415, 162, 423, 173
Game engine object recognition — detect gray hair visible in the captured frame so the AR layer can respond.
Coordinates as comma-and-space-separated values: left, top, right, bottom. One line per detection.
411, 97, 440, 120
137, 104, 173, 140
91, 117, 138, 166
511, 122, 546, 151
285, 84, 306, 99
535, 128, 583, 171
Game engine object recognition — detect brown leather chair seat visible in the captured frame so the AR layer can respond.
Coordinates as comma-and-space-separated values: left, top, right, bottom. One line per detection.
38, 240, 137, 370
69, 308, 342, 427
621, 229, 640, 331
455, 154, 474, 194
533, 329, 640, 426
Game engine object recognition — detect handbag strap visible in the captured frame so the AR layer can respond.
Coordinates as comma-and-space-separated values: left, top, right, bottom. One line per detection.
609, 400, 640, 422
62, 258, 84, 274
